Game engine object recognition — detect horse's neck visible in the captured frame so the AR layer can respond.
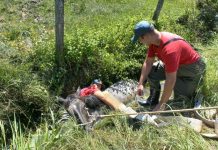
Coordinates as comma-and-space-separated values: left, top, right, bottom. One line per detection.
105, 80, 137, 104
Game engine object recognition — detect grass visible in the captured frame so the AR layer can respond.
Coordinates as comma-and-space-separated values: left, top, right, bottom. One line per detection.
196, 35, 218, 105
1, 114, 215, 150
0, 0, 218, 149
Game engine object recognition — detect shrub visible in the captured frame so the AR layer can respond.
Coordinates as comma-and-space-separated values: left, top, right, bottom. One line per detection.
0, 60, 53, 128
176, 0, 218, 43
30, 18, 146, 95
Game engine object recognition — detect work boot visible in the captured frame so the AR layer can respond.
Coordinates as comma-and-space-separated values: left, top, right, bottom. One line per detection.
138, 85, 161, 107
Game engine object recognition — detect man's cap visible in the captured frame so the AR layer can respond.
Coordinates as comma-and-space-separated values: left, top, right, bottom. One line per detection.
131, 20, 154, 43
92, 79, 103, 85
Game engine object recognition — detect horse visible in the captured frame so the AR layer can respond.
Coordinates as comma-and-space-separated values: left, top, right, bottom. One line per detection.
58, 79, 138, 131
58, 79, 207, 134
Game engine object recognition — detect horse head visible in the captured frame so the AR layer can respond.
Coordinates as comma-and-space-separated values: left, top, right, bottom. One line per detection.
58, 87, 81, 108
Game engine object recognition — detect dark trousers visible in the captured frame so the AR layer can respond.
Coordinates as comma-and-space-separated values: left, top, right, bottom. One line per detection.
148, 58, 206, 102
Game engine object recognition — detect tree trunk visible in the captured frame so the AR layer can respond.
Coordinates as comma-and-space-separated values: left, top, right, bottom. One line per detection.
152, 0, 164, 22
55, 0, 64, 68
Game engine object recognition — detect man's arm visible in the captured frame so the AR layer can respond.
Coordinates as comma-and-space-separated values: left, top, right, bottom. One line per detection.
138, 57, 155, 95
153, 71, 177, 111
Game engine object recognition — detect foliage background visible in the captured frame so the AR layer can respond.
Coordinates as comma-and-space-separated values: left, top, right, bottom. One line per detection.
0, 0, 218, 149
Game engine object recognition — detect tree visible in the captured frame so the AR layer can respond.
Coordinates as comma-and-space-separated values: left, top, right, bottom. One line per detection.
152, 0, 165, 22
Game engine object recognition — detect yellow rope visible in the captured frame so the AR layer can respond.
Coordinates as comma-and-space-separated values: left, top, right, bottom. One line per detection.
98, 106, 218, 118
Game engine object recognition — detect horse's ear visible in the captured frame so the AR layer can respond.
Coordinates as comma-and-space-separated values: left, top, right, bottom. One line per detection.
76, 86, 81, 96
57, 97, 66, 104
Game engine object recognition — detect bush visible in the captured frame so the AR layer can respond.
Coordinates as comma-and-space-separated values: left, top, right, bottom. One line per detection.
176, 0, 218, 43
0, 60, 53, 128
30, 18, 147, 96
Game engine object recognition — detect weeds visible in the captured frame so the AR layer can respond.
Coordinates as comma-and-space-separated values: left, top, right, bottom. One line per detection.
0, 0, 217, 149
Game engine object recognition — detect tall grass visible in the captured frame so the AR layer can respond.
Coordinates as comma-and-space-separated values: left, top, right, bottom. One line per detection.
0, 115, 29, 149
0, 0, 217, 149
200, 35, 218, 105
0, 110, 60, 150
1, 115, 214, 150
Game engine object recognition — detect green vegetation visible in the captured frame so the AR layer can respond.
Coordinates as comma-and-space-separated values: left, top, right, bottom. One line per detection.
0, 0, 218, 149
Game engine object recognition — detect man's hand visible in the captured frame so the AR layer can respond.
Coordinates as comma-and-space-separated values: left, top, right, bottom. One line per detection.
137, 84, 144, 96
152, 103, 165, 112
153, 71, 176, 112
137, 57, 154, 96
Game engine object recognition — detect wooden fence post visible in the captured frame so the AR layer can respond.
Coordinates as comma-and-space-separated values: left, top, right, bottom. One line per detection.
55, 0, 64, 68
152, 0, 164, 22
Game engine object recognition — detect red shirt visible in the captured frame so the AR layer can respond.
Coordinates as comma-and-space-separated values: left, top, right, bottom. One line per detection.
80, 84, 99, 97
147, 32, 200, 73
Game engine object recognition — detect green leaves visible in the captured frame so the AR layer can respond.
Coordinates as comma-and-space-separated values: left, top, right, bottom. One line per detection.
62, 20, 143, 89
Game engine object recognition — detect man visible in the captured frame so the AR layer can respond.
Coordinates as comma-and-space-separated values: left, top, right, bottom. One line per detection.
132, 20, 206, 111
